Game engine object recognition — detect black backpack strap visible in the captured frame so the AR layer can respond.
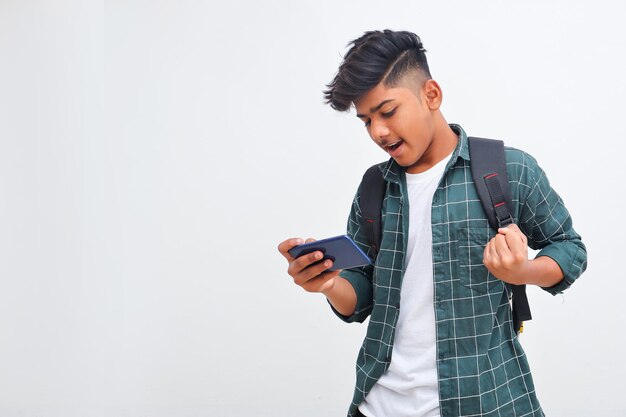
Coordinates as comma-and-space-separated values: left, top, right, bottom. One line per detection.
468, 137, 513, 229
359, 164, 386, 259
468, 137, 532, 334
511, 285, 530, 333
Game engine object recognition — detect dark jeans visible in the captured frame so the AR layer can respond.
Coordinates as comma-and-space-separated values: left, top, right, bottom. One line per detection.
354, 408, 366, 417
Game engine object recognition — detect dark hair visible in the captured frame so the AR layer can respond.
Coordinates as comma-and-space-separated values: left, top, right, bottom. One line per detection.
324, 30, 431, 112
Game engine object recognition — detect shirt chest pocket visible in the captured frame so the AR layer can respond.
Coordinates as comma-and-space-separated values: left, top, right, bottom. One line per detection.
458, 227, 503, 294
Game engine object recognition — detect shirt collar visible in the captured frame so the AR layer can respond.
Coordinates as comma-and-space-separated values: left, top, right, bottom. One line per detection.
381, 123, 470, 183
450, 123, 470, 162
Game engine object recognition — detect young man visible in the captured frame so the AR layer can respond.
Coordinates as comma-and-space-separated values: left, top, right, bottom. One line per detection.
277, 30, 587, 417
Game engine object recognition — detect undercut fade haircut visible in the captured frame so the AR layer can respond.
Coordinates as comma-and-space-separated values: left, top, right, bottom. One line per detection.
324, 30, 431, 112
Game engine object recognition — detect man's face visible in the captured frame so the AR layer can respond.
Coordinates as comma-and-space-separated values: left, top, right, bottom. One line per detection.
354, 80, 437, 174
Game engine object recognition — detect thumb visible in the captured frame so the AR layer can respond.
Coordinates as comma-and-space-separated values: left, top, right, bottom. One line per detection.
498, 223, 526, 245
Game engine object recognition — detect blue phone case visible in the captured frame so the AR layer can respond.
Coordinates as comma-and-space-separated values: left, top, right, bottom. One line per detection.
288, 235, 372, 271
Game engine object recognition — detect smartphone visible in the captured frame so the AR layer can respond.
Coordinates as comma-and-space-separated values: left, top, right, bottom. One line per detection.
288, 235, 372, 271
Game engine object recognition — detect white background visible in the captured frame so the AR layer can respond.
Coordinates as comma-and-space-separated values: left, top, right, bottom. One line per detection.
0, 1, 623, 416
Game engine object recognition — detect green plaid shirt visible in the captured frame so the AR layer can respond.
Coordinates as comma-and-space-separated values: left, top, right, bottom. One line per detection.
334, 124, 587, 417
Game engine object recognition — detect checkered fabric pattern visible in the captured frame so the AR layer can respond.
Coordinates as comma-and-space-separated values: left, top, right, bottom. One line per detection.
333, 124, 587, 417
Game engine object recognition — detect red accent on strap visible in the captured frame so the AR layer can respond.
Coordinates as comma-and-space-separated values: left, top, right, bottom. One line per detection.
494, 202, 506, 208
485, 173, 498, 179
366, 219, 375, 223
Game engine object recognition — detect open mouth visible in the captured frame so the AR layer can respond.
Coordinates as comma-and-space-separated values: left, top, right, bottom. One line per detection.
385, 140, 403, 152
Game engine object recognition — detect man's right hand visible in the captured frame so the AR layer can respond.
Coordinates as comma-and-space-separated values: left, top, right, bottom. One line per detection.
277, 238, 341, 293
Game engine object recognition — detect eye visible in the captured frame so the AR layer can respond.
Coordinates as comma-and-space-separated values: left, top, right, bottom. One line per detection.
381, 108, 397, 118
363, 119, 371, 127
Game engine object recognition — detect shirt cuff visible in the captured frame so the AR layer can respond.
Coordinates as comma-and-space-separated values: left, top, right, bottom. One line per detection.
536, 242, 587, 295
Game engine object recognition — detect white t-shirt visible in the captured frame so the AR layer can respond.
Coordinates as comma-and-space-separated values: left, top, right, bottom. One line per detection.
359, 154, 452, 417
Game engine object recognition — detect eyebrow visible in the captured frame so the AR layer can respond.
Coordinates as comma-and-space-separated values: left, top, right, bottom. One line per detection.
356, 99, 395, 118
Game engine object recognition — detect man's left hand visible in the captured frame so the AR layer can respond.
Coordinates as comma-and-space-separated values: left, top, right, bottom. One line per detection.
483, 223, 530, 285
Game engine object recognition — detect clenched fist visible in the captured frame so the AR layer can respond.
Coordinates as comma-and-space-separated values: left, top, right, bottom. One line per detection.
483, 223, 530, 285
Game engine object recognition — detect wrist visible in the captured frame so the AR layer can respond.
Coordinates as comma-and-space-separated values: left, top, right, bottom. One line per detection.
322, 275, 357, 317
519, 257, 563, 287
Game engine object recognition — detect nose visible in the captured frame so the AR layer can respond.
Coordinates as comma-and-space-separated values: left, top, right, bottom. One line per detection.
370, 119, 390, 143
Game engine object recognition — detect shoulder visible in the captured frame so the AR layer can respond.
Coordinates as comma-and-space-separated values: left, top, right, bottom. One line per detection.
504, 146, 542, 182
504, 146, 539, 168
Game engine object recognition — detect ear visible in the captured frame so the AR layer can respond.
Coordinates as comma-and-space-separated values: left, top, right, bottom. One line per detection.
422, 79, 443, 111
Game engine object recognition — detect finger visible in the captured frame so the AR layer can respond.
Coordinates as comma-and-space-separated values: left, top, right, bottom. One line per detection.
304, 269, 341, 293
294, 258, 334, 286
305, 237, 316, 244
489, 238, 498, 259
484, 241, 501, 275
498, 224, 526, 244
499, 224, 527, 251
289, 250, 325, 277
499, 223, 521, 233
503, 229, 525, 254
493, 234, 511, 258
483, 240, 492, 264
490, 236, 502, 264
278, 237, 305, 260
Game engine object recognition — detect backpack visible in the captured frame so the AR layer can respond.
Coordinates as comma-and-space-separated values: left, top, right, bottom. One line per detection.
358, 137, 532, 334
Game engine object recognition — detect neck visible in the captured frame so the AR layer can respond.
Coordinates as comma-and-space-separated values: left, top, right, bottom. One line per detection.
407, 113, 458, 173
432, 116, 459, 157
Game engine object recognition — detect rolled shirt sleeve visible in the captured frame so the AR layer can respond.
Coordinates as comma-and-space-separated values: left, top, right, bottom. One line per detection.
329, 187, 375, 323
517, 152, 588, 295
